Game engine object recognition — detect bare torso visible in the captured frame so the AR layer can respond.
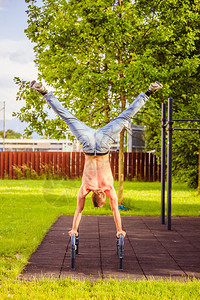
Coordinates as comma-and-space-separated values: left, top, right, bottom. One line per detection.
82, 154, 114, 192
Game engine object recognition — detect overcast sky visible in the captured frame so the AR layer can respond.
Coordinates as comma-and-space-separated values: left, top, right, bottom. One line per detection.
0, 0, 43, 134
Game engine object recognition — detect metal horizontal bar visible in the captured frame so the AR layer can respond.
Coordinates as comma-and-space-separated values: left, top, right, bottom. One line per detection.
173, 128, 200, 131
173, 119, 200, 122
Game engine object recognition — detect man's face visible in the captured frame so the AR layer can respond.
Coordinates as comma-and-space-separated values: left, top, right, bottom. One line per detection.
92, 200, 105, 208
91, 194, 106, 208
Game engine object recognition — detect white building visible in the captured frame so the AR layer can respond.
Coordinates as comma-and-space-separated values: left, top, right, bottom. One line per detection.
0, 138, 76, 152
0, 125, 145, 152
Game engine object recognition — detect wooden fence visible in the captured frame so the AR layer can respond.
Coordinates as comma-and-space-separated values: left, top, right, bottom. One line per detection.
0, 151, 160, 181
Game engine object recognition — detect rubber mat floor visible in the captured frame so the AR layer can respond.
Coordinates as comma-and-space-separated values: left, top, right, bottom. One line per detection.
19, 215, 200, 281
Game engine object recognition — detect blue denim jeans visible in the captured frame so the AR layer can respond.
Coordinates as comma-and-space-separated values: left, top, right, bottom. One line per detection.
44, 92, 149, 154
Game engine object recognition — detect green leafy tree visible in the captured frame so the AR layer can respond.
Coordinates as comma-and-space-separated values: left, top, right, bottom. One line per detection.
0, 130, 22, 139
138, 0, 200, 188
14, 0, 200, 196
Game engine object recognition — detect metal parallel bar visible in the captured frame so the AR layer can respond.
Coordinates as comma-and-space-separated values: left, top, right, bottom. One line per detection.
167, 98, 173, 231
116, 237, 119, 255
173, 119, 200, 122
119, 235, 124, 259
75, 228, 79, 254
163, 99, 200, 230
173, 128, 200, 131
119, 235, 124, 270
161, 103, 166, 224
75, 235, 79, 254
71, 234, 76, 270
116, 235, 125, 270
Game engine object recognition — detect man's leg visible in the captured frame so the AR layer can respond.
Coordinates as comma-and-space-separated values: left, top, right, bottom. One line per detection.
30, 81, 95, 152
96, 82, 163, 150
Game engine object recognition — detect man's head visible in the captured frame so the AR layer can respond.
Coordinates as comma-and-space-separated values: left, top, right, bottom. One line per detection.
91, 189, 106, 208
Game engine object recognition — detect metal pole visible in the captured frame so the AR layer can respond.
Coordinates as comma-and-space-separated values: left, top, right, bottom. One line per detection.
3, 101, 5, 151
167, 98, 173, 230
127, 122, 132, 152
173, 128, 200, 131
161, 103, 166, 224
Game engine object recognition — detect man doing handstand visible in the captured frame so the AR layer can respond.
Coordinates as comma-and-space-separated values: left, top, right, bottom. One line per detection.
30, 80, 163, 238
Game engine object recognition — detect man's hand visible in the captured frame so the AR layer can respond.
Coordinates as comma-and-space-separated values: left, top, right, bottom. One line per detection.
117, 230, 126, 238
68, 229, 78, 237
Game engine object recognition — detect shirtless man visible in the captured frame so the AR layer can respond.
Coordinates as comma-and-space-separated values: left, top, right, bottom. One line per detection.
30, 80, 163, 238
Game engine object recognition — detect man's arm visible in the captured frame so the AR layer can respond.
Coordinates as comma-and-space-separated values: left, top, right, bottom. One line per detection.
105, 187, 126, 237
68, 186, 89, 237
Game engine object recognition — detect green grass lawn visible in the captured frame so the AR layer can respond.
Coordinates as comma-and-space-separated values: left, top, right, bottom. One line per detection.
0, 179, 200, 299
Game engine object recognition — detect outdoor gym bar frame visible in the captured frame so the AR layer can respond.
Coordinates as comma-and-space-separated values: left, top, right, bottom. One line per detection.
161, 98, 200, 230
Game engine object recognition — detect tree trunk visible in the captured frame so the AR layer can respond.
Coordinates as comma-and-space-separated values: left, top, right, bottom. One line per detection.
118, 90, 126, 204
117, 0, 125, 205
118, 127, 125, 205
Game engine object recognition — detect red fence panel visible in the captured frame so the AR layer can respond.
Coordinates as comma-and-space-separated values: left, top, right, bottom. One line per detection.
4, 152, 9, 177
124, 152, 128, 180
8, 152, 13, 179
35, 152, 40, 175
111, 152, 119, 181
76, 152, 80, 178
80, 152, 85, 176
71, 152, 75, 179
66, 152, 71, 178
0, 151, 160, 181
13, 152, 17, 179
140, 152, 145, 180
0, 152, 3, 179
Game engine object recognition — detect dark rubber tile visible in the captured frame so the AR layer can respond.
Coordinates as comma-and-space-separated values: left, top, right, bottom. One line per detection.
19, 215, 200, 281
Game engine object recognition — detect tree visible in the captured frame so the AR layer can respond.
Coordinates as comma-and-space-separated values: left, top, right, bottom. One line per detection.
14, 0, 200, 193
137, 0, 200, 188
0, 130, 22, 139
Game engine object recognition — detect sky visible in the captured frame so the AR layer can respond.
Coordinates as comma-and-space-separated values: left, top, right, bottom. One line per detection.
0, 0, 43, 135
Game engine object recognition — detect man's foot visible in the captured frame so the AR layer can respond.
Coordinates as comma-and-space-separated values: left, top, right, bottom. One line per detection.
29, 80, 47, 95
145, 81, 163, 96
